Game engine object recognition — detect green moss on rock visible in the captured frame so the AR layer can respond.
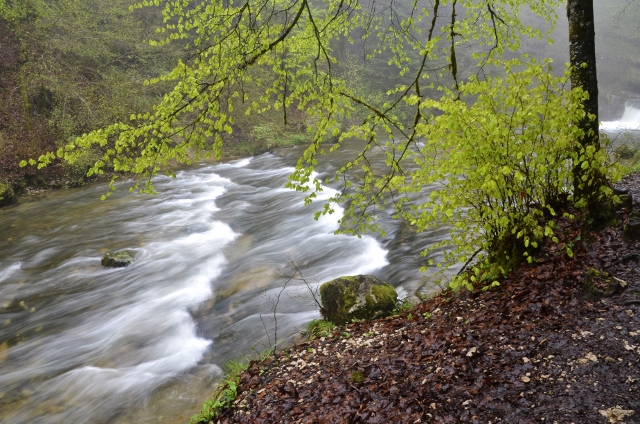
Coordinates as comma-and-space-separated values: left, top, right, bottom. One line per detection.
319, 275, 397, 325
101, 249, 139, 268
582, 267, 626, 300
0, 181, 16, 207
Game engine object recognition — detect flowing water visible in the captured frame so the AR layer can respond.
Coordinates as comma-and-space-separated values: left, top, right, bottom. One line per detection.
0, 140, 449, 423
601, 99, 640, 132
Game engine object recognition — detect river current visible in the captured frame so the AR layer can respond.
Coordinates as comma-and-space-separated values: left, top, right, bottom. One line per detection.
0, 141, 447, 423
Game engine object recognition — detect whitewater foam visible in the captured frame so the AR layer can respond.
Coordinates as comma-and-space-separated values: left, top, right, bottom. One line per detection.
601, 101, 640, 131
0, 261, 21, 282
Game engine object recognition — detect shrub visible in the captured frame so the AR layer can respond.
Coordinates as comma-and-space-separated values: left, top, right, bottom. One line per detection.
312, 57, 620, 290
408, 59, 618, 288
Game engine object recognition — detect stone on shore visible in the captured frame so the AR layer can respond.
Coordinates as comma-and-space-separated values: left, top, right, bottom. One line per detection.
582, 267, 626, 300
0, 181, 16, 207
319, 275, 397, 325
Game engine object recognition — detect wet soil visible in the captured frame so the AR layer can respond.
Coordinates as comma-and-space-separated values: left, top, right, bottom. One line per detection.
203, 177, 640, 424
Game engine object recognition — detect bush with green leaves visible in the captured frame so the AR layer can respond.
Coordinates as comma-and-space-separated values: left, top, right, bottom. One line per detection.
316, 57, 619, 289
415, 59, 596, 285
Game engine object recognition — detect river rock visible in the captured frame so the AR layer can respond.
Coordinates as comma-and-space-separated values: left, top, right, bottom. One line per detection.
0, 181, 16, 207
319, 275, 397, 325
101, 250, 139, 268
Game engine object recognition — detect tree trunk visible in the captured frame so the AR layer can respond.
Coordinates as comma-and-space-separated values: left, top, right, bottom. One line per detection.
567, 0, 603, 211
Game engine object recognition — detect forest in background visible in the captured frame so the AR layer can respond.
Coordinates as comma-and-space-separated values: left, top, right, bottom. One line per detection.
0, 0, 184, 201
1, 0, 640, 204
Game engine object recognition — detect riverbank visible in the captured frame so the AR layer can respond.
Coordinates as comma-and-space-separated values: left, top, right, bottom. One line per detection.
0, 131, 311, 208
192, 176, 640, 423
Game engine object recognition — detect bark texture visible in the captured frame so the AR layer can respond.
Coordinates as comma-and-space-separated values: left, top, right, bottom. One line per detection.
567, 0, 602, 204
567, 0, 599, 139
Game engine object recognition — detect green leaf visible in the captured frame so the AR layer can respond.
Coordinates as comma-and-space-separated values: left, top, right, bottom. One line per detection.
566, 247, 573, 258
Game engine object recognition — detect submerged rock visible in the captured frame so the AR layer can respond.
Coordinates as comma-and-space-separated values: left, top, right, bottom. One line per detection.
319, 275, 397, 325
101, 250, 139, 268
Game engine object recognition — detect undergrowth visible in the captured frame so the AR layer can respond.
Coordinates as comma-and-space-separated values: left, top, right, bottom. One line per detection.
304, 319, 336, 340
190, 350, 272, 424
393, 297, 413, 315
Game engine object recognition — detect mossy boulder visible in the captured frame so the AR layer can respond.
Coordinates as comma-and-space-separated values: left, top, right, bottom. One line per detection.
319, 275, 397, 325
582, 267, 627, 300
101, 249, 139, 268
0, 181, 16, 207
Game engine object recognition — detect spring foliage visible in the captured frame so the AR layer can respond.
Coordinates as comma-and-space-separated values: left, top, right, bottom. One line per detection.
21, 0, 619, 286
404, 58, 617, 288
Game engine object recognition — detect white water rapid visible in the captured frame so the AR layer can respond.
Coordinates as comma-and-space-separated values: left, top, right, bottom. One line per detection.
601, 100, 640, 132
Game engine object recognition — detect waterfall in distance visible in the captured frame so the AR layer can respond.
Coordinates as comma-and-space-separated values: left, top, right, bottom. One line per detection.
601, 99, 640, 132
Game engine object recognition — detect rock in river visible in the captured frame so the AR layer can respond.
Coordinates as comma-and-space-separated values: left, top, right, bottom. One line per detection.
101, 249, 139, 268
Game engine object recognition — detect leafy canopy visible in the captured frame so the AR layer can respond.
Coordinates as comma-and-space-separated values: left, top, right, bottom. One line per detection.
23, 0, 619, 284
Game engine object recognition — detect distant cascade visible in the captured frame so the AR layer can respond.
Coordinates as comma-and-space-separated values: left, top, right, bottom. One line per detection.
601, 99, 640, 131
621, 100, 640, 122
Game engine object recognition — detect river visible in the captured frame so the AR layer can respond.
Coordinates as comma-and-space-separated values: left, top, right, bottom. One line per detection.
0, 140, 449, 423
